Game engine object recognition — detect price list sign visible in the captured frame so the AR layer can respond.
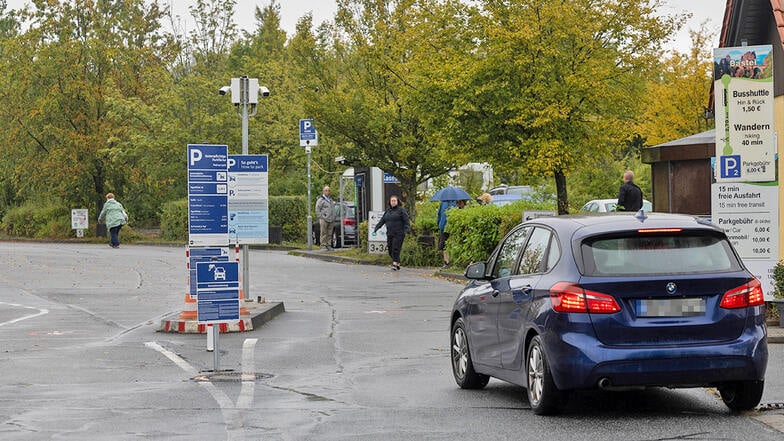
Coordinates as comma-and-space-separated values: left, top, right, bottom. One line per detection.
713, 45, 775, 182
711, 182, 779, 297
367, 210, 388, 254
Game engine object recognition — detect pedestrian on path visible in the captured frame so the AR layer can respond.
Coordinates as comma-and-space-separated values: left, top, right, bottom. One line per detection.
617, 170, 643, 212
372, 195, 411, 271
315, 185, 337, 250
98, 193, 127, 248
438, 199, 466, 268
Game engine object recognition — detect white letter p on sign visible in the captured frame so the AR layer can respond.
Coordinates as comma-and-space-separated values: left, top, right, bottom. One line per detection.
190, 149, 202, 166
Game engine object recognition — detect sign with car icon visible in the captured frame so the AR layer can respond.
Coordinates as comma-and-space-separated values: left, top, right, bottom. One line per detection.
195, 261, 239, 324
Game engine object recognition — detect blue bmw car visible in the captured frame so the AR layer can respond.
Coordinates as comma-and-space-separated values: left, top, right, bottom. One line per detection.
450, 212, 767, 415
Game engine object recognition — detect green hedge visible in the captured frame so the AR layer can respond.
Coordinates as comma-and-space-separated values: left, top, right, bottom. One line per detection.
160, 199, 188, 241
269, 196, 307, 242
444, 200, 555, 267
1, 200, 71, 238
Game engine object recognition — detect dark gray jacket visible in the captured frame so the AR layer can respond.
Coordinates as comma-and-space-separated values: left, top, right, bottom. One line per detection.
374, 205, 410, 235
617, 181, 643, 211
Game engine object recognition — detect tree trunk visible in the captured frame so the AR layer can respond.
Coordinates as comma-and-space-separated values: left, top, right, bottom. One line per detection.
555, 169, 568, 215
401, 177, 418, 223
94, 164, 106, 237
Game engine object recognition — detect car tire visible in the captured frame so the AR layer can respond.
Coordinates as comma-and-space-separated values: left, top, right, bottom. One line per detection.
719, 380, 764, 411
526, 335, 564, 415
331, 229, 340, 249
311, 227, 319, 246
450, 318, 490, 389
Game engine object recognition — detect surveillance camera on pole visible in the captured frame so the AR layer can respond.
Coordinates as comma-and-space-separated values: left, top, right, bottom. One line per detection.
218, 76, 270, 302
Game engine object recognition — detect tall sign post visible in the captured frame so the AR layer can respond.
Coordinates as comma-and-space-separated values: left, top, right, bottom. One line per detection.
219, 76, 270, 300
712, 45, 779, 297
300, 119, 318, 250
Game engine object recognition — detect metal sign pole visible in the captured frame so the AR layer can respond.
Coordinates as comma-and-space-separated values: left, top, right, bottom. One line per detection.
240, 77, 250, 301
339, 176, 345, 247
307, 145, 313, 250
213, 326, 220, 371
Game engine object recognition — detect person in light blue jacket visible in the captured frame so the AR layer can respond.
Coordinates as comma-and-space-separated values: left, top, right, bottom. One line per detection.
98, 193, 127, 248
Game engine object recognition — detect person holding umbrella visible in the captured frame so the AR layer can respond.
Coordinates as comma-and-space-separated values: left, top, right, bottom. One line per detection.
372, 194, 411, 271
437, 199, 466, 268
431, 186, 472, 268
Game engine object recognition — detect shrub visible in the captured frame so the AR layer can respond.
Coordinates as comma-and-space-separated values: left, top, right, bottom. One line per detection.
269, 196, 307, 242
358, 221, 368, 252
160, 199, 188, 242
413, 201, 439, 236
401, 234, 441, 267
443, 204, 503, 266
1, 200, 70, 238
773, 260, 784, 299
444, 200, 555, 267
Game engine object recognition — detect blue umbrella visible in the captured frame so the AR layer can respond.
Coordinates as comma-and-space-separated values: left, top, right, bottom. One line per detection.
429, 186, 472, 202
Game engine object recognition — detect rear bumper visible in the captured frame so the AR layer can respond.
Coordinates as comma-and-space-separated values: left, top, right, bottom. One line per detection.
544, 324, 768, 390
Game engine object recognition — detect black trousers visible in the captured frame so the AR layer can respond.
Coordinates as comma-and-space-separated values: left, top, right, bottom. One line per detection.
387, 232, 404, 263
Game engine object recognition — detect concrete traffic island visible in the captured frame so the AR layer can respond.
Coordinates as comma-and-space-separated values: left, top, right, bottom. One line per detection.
159, 301, 285, 334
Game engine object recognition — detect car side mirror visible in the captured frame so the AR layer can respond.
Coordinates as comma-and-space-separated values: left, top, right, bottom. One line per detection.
465, 261, 488, 280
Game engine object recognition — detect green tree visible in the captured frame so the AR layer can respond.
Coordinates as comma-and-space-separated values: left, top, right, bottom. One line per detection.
426, 0, 683, 214
298, 0, 466, 220
635, 24, 716, 145
0, 0, 174, 223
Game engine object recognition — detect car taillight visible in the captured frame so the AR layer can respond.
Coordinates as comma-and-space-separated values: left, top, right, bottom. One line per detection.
720, 278, 764, 309
343, 218, 356, 226
550, 282, 621, 314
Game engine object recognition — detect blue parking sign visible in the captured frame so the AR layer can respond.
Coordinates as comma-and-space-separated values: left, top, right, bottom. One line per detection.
720, 155, 741, 179
187, 144, 229, 246
299, 119, 318, 146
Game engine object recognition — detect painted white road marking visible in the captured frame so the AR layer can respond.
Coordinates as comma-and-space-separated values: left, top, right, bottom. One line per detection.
237, 338, 258, 409
0, 302, 49, 327
146, 338, 259, 440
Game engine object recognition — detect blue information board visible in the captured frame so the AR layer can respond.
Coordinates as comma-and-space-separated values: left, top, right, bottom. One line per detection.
228, 155, 269, 244
188, 145, 229, 246
196, 261, 239, 324
188, 247, 230, 300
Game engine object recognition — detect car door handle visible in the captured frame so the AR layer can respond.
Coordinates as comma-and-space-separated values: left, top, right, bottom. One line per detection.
492, 290, 500, 297
522, 285, 533, 294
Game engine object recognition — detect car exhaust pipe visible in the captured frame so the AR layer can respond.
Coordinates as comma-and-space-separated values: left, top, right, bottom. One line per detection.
598, 377, 612, 389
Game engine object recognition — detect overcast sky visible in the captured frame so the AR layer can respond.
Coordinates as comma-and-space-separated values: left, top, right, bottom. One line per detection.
5, 0, 725, 53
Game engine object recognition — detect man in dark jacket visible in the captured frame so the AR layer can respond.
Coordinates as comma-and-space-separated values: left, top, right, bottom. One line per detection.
617, 170, 643, 212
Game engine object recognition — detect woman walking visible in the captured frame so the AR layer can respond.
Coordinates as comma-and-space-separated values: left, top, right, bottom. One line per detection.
372, 195, 411, 270
98, 193, 127, 248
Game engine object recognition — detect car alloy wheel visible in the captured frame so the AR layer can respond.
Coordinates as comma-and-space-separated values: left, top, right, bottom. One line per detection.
527, 343, 545, 405
526, 335, 563, 415
450, 318, 489, 389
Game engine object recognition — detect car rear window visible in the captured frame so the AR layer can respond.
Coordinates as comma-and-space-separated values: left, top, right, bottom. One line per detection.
581, 231, 742, 276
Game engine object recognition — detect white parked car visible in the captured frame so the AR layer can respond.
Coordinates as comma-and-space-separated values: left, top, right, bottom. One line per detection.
580, 198, 652, 213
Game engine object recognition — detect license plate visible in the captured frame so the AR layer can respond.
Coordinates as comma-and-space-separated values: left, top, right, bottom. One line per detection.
636, 298, 706, 317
